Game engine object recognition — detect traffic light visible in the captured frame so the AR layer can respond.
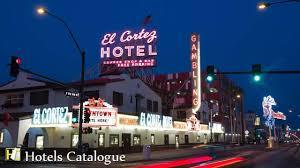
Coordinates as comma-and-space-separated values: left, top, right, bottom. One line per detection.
84, 108, 91, 123
252, 64, 262, 82
82, 127, 93, 134
10, 56, 21, 77
206, 65, 216, 83
72, 109, 79, 123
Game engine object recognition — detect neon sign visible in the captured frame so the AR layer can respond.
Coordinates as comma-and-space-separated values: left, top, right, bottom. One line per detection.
100, 29, 157, 68
32, 107, 72, 127
73, 98, 118, 126
262, 95, 286, 128
139, 112, 173, 128
191, 33, 201, 114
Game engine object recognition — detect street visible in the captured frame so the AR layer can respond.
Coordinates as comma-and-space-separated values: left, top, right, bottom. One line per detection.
1, 144, 300, 168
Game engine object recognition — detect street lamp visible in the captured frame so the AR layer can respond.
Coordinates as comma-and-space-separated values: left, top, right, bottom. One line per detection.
257, 0, 300, 10
37, 7, 85, 152
37, 7, 46, 15
235, 92, 245, 145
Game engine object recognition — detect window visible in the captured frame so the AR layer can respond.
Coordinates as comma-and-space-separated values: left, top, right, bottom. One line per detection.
113, 91, 123, 106
0, 131, 3, 144
151, 134, 155, 145
84, 90, 99, 100
153, 101, 158, 113
98, 134, 105, 147
109, 134, 119, 146
4, 94, 24, 107
177, 111, 186, 121
133, 135, 141, 146
71, 134, 79, 147
130, 96, 133, 103
147, 99, 152, 112
36, 135, 44, 149
30, 91, 49, 105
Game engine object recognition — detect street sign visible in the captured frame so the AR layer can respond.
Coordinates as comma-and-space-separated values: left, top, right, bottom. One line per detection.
65, 91, 79, 97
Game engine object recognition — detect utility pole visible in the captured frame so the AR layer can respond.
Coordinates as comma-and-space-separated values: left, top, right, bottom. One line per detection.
210, 107, 213, 143
37, 8, 85, 152
230, 95, 234, 143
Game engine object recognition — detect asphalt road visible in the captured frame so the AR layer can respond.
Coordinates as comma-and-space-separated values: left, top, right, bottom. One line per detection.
233, 144, 300, 168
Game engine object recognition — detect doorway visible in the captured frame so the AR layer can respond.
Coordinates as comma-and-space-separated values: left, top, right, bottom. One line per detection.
184, 135, 189, 144
23, 133, 29, 147
164, 135, 169, 145
122, 133, 131, 153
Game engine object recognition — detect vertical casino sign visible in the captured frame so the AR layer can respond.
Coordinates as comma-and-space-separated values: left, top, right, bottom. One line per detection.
100, 29, 158, 69
190, 33, 201, 114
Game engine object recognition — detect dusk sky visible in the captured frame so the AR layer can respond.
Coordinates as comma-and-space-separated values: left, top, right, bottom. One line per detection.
1, 1, 300, 128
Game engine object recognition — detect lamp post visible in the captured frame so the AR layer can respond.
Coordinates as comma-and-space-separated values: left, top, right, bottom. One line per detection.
236, 92, 245, 145
207, 84, 218, 144
258, 0, 300, 10
37, 7, 85, 152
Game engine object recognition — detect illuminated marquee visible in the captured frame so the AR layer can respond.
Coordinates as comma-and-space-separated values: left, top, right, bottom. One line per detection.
191, 33, 201, 114
139, 112, 173, 128
100, 29, 157, 68
73, 98, 118, 126
32, 107, 72, 127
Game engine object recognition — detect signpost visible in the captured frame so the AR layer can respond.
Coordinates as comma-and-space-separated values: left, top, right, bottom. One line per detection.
100, 29, 157, 68
32, 107, 72, 127
139, 112, 173, 129
190, 33, 201, 114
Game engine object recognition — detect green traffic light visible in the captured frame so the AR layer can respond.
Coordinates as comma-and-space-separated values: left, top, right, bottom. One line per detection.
206, 75, 214, 82
72, 117, 78, 123
254, 75, 261, 82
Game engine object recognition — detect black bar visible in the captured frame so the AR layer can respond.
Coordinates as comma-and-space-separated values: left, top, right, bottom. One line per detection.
19, 67, 68, 88
217, 70, 300, 75
264, 70, 300, 74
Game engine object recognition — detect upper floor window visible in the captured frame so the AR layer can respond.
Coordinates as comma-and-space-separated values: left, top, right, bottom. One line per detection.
84, 90, 99, 100
4, 94, 24, 107
30, 90, 49, 106
147, 99, 152, 112
153, 101, 158, 113
113, 91, 123, 106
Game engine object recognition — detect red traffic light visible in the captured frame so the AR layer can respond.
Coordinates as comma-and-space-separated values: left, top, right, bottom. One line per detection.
10, 56, 21, 77
16, 58, 21, 65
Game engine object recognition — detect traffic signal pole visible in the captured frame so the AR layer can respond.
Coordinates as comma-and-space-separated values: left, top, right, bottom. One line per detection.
18, 67, 68, 88
216, 70, 300, 75
78, 50, 85, 153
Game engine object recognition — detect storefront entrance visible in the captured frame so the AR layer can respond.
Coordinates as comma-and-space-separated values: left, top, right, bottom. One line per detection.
214, 134, 219, 143
164, 134, 169, 145
122, 133, 131, 153
184, 135, 189, 144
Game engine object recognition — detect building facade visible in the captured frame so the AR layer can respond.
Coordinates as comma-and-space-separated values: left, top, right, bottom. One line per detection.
148, 72, 244, 143
0, 72, 217, 151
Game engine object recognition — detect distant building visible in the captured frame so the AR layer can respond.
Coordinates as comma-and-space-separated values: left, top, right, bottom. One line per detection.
148, 71, 244, 143
245, 110, 256, 142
